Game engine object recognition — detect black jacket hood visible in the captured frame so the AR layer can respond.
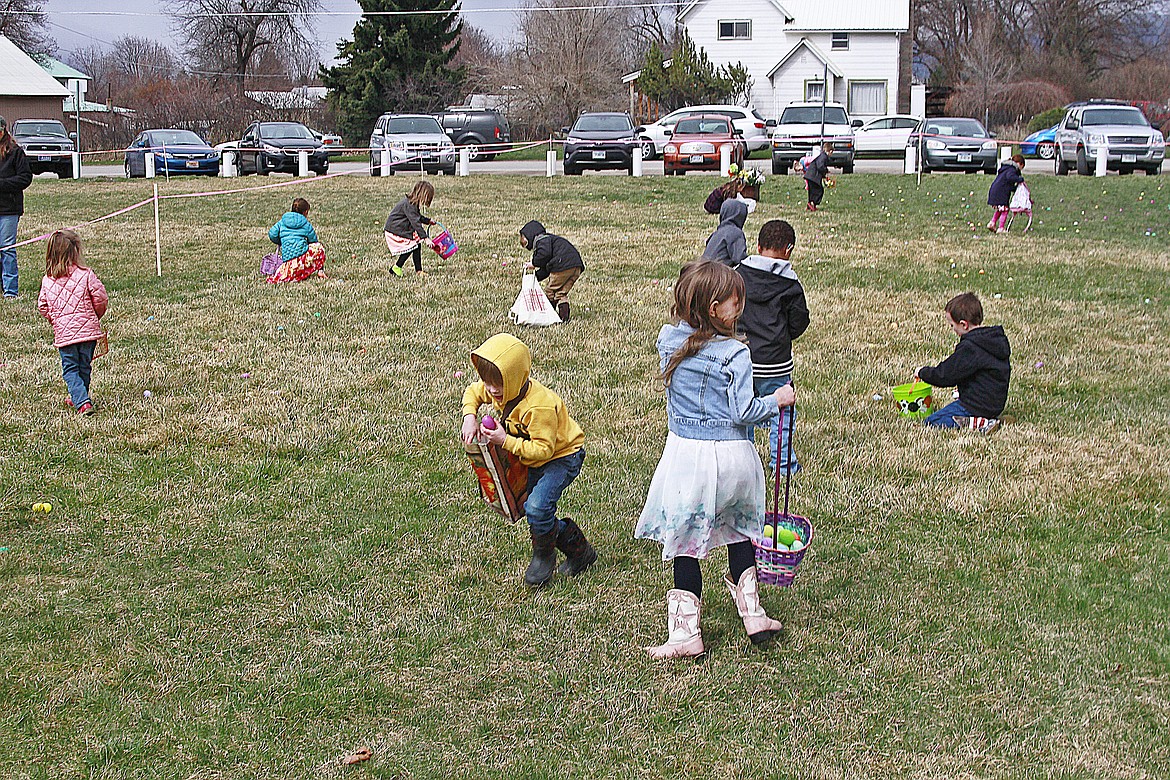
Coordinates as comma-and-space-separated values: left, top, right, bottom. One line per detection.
519, 220, 545, 250
965, 325, 1011, 361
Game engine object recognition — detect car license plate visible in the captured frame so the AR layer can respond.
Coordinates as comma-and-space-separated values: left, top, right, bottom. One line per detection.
186, 160, 199, 168
957, 153, 972, 163
689, 155, 705, 164
38, 155, 51, 161
592, 150, 606, 160
1122, 153, 1136, 163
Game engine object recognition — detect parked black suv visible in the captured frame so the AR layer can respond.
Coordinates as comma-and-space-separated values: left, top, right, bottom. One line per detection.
434, 107, 510, 160
11, 119, 75, 178
234, 121, 328, 176
562, 112, 636, 175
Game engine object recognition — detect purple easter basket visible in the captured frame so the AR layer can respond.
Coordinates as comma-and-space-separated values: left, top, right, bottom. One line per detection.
752, 405, 814, 586
431, 223, 459, 259
260, 252, 282, 276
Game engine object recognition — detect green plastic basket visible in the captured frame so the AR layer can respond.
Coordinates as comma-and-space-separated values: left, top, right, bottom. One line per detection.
891, 381, 935, 419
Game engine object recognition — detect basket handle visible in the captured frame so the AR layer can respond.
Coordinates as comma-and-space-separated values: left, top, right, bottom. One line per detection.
771, 394, 797, 520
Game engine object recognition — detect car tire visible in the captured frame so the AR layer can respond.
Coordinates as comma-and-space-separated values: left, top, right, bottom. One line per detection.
771, 160, 787, 175
983, 166, 996, 174
446, 165, 457, 176
1055, 155, 1069, 176
564, 164, 580, 176
125, 161, 135, 179
1147, 165, 1162, 176
1038, 141, 1056, 160
842, 161, 854, 174
638, 137, 656, 161
1075, 147, 1090, 176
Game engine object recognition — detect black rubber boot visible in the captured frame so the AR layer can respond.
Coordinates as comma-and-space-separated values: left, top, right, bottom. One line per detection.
524, 528, 559, 587
554, 517, 597, 577
557, 301, 570, 323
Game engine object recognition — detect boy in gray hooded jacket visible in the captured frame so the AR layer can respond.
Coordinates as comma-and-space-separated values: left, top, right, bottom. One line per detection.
702, 198, 749, 266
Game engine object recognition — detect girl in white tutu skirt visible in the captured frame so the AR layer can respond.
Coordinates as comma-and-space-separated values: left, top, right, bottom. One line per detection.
636, 260, 795, 659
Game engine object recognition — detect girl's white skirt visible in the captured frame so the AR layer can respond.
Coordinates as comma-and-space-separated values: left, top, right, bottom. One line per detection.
635, 432, 765, 561
384, 231, 420, 255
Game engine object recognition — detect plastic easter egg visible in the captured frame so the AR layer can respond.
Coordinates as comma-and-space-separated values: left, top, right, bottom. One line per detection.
482, 415, 497, 430
790, 539, 805, 552
763, 525, 774, 539
777, 528, 797, 547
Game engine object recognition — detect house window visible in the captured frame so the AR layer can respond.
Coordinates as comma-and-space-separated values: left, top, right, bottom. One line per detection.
849, 81, 887, 115
831, 32, 850, 50
718, 20, 751, 40
805, 81, 825, 101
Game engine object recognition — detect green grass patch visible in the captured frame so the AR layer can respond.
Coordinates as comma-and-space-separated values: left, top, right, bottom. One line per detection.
1, 171, 1168, 779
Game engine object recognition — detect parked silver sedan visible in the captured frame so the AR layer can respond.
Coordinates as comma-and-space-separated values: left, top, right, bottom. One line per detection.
909, 117, 998, 173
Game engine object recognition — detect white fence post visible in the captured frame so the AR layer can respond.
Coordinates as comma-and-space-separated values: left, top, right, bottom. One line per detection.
380, 148, 392, 177
71, 152, 81, 179
546, 149, 557, 177
904, 145, 917, 174
999, 145, 1012, 164
632, 145, 643, 177
221, 150, 237, 177
458, 146, 470, 176
145, 152, 155, 179
1095, 147, 1108, 177
298, 149, 309, 177
719, 144, 732, 177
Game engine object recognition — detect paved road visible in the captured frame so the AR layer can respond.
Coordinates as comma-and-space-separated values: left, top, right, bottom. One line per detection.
55, 155, 1166, 180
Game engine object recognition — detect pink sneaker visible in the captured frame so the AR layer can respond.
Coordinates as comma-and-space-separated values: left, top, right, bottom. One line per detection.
77, 402, 94, 416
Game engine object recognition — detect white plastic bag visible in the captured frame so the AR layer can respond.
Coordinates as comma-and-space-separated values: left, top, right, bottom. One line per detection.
509, 272, 562, 326
1009, 182, 1032, 212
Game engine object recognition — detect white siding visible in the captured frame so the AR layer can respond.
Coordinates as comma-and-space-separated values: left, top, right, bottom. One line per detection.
684, 2, 903, 121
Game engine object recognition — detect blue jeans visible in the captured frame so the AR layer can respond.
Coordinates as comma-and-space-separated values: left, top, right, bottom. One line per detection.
0, 214, 18, 297
524, 448, 585, 535
924, 399, 972, 428
753, 375, 799, 473
59, 341, 96, 408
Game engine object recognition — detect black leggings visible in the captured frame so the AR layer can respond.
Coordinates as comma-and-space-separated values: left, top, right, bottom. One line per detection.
672, 541, 755, 599
806, 179, 825, 206
396, 245, 422, 272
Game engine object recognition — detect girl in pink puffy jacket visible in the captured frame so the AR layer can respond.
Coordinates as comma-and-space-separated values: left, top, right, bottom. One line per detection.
37, 230, 107, 415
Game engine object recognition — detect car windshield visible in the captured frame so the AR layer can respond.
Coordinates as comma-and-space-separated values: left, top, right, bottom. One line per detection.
780, 106, 849, 125
1081, 109, 1149, 127
386, 117, 444, 134
574, 115, 633, 132
259, 123, 315, 140
675, 118, 730, 135
150, 130, 205, 146
924, 120, 987, 138
14, 122, 68, 137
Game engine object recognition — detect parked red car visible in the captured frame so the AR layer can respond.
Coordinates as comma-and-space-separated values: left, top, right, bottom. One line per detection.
662, 115, 746, 176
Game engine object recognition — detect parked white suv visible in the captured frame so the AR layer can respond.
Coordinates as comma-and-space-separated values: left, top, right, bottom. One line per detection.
770, 101, 855, 174
635, 105, 770, 160
1055, 101, 1164, 176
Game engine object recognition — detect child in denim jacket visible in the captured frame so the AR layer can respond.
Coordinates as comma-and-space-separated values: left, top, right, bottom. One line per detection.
636, 260, 794, 660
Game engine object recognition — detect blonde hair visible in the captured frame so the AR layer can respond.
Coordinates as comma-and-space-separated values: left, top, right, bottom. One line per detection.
45, 229, 83, 279
408, 180, 435, 207
661, 260, 745, 386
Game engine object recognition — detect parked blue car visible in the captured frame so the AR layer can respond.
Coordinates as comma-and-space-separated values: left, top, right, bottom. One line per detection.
125, 129, 221, 177
1020, 124, 1059, 159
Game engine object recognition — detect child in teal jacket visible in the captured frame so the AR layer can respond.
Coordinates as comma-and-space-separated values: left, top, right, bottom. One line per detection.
266, 198, 326, 283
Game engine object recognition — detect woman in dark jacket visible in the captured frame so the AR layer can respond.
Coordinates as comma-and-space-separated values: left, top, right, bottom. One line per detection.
987, 154, 1025, 233
0, 116, 34, 298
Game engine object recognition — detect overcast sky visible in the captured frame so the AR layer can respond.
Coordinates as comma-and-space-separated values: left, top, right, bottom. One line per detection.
47, 0, 518, 64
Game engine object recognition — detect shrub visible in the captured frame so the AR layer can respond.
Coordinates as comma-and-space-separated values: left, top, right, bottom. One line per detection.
1027, 107, 1066, 134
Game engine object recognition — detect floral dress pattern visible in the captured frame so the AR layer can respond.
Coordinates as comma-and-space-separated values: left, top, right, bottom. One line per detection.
267, 243, 326, 284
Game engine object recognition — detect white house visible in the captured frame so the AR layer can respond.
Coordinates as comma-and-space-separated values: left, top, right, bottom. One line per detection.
680, 0, 911, 121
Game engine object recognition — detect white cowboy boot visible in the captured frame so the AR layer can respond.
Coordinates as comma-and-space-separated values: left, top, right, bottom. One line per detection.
646, 589, 705, 660
724, 567, 782, 644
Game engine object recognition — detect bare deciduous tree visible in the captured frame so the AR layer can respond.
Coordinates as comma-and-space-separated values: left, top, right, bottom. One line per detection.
0, 0, 54, 58
172, 0, 321, 91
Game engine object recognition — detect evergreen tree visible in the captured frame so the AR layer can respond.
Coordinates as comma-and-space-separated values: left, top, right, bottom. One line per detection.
638, 32, 752, 110
322, 0, 466, 143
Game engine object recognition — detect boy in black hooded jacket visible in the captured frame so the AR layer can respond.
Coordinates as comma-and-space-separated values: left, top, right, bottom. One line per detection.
737, 219, 810, 473
917, 292, 1011, 433
519, 220, 585, 323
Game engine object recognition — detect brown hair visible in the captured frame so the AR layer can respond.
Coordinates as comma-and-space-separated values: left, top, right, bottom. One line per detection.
408, 181, 435, 207
758, 219, 796, 252
471, 354, 504, 387
291, 197, 310, 215
1011, 153, 1025, 167
45, 229, 83, 279
661, 261, 745, 386
0, 121, 14, 158
718, 178, 744, 197
946, 292, 984, 326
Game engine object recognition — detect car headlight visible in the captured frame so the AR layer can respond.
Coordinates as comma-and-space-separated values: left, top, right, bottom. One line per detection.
926, 139, 945, 150
391, 141, 407, 150
982, 140, 997, 150
664, 144, 677, 154
262, 144, 281, 154
566, 137, 584, 145
207, 152, 219, 159
1151, 134, 1163, 146
1088, 133, 1105, 146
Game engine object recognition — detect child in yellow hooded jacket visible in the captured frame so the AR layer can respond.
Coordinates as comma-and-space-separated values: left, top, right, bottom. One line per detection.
461, 333, 596, 586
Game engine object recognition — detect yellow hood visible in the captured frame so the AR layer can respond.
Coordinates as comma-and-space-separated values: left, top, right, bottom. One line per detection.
471, 333, 531, 403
